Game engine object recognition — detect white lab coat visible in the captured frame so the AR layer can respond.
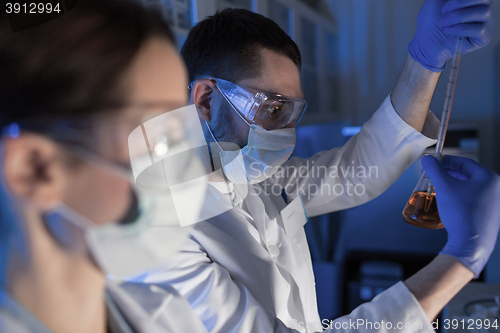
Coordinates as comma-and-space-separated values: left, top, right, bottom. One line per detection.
140, 95, 440, 333
105, 281, 208, 333
0, 282, 208, 333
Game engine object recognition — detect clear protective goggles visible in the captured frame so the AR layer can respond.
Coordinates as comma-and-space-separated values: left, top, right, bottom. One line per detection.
207, 78, 308, 131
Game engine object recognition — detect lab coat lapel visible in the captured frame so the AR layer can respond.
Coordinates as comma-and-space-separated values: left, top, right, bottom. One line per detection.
201, 182, 319, 331
227, 183, 308, 328
257, 181, 321, 331
235, 183, 268, 242
286, 226, 321, 331
240, 184, 312, 330
195, 208, 296, 322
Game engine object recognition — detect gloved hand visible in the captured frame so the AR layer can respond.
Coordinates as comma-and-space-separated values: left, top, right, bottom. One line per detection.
409, 0, 494, 72
422, 155, 500, 278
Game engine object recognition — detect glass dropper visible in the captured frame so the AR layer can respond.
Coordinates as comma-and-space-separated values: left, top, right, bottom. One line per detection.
435, 37, 464, 158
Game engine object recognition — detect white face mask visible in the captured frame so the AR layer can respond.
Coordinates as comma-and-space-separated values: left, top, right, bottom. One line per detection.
43, 184, 194, 279
207, 122, 296, 184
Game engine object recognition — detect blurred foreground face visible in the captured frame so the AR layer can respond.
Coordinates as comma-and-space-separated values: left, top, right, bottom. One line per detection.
2, 36, 189, 271
51, 37, 188, 226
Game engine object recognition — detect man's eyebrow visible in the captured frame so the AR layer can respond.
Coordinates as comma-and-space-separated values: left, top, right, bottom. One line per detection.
244, 85, 287, 96
262, 89, 303, 99
239, 81, 303, 99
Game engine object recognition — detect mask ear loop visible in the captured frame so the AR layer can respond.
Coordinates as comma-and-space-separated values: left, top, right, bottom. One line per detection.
204, 121, 220, 172
205, 121, 223, 151
204, 120, 236, 194
191, 79, 229, 172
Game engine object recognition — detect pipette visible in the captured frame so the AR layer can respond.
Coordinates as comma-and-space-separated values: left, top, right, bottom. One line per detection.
402, 37, 464, 229
435, 37, 464, 158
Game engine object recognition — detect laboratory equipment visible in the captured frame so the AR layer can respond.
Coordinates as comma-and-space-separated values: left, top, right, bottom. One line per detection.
443, 282, 500, 333
402, 37, 464, 229
402, 171, 441, 229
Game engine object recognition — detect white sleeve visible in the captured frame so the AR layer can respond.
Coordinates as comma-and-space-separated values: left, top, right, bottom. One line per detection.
273, 94, 439, 217
323, 282, 434, 333
141, 236, 296, 333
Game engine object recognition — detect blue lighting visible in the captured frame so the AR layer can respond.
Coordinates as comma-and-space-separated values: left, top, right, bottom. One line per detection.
6, 123, 20, 139
341, 126, 361, 137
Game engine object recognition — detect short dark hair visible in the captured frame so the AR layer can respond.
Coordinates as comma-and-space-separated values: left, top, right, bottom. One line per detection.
181, 8, 301, 84
0, 0, 174, 130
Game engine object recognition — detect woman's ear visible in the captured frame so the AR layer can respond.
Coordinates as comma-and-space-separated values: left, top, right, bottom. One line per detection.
192, 79, 217, 122
2, 134, 65, 211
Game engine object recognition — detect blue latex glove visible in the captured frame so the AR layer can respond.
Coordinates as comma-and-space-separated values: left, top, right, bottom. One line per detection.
409, 0, 494, 72
422, 155, 500, 278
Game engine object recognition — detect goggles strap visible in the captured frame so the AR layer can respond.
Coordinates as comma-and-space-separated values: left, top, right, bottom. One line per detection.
214, 84, 251, 127
204, 121, 223, 151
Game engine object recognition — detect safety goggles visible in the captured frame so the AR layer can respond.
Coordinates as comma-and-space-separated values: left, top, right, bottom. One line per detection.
209, 78, 308, 131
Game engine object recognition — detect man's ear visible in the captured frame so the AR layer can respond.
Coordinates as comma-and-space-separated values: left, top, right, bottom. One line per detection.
2, 133, 65, 211
192, 79, 217, 122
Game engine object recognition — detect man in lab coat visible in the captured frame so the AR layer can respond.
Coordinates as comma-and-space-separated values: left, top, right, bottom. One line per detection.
141, 1, 496, 332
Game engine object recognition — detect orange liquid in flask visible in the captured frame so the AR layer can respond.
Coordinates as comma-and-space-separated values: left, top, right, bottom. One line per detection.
402, 190, 443, 229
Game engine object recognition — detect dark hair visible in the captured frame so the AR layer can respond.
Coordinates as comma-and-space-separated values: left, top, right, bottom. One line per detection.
181, 8, 301, 84
0, 0, 175, 130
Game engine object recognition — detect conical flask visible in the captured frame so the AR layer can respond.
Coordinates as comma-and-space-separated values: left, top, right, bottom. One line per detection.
402, 171, 443, 229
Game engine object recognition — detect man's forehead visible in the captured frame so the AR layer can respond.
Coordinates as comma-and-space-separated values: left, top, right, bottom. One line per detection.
236, 47, 303, 99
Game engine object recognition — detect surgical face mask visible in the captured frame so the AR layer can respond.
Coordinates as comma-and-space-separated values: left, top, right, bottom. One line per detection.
41, 152, 206, 279
5, 105, 209, 279
43, 184, 194, 279
206, 121, 296, 185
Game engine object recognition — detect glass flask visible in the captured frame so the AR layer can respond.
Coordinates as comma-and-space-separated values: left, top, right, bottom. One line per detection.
402, 171, 443, 229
